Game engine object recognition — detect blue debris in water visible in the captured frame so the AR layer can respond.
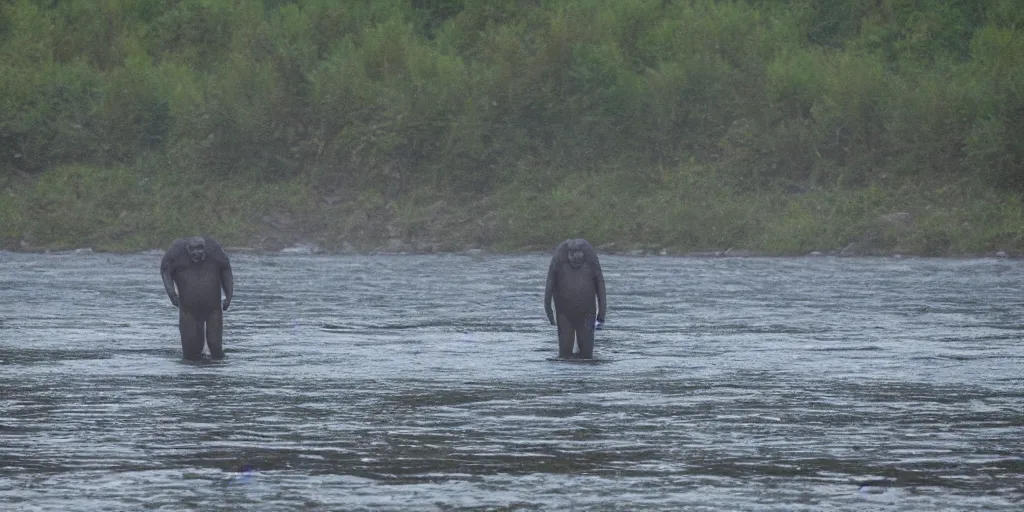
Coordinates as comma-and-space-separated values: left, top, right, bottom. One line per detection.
594, 319, 603, 331
235, 464, 256, 483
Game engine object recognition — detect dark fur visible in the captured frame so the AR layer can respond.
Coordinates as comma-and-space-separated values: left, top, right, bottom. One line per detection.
544, 239, 607, 359
160, 236, 233, 360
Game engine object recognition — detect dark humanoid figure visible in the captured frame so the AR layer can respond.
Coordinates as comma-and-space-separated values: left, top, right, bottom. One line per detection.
544, 238, 607, 359
160, 236, 233, 360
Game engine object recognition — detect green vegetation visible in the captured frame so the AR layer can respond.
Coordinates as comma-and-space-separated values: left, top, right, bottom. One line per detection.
2, 0, 1023, 255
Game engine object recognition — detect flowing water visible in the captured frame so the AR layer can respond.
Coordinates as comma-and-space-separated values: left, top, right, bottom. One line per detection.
1, 251, 1022, 511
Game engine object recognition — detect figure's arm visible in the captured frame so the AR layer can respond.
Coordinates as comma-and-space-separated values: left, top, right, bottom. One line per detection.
220, 260, 233, 311
208, 238, 234, 311
544, 254, 558, 326
592, 250, 607, 324
160, 243, 181, 307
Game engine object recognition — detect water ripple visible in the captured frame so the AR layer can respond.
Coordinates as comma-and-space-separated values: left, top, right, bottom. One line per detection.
1, 253, 1023, 510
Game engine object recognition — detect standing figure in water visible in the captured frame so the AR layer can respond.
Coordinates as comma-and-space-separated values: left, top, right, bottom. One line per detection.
544, 238, 607, 359
160, 236, 233, 360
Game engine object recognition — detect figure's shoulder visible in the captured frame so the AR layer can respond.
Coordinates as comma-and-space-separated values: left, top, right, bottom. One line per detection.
550, 239, 570, 261
584, 240, 603, 262
163, 238, 188, 257
202, 236, 225, 252
161, 239, 188, 268
203, 236, 231, 264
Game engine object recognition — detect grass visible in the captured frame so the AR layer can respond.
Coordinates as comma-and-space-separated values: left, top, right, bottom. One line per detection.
3, 162, 1024, 256
492, 165, 1024, 256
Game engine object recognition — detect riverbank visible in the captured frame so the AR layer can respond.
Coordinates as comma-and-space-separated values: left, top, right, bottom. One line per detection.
3, 165, 1023, 258
4, 2, 1023, 261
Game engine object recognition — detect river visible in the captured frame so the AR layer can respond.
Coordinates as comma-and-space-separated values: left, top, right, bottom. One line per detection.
1, 251, 1022, 510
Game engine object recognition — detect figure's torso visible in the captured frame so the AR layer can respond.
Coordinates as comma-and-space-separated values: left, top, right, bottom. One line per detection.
173, 258, 222, 314
554, 262, 597, 319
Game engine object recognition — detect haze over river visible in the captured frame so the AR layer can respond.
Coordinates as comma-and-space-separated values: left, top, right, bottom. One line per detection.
1, 251, 1022, 510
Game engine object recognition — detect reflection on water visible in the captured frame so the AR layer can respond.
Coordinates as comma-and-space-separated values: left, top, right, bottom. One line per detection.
1, 251, 1023, 510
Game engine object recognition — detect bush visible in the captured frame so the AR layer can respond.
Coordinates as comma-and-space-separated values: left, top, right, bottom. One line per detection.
3, 0, 1024, 254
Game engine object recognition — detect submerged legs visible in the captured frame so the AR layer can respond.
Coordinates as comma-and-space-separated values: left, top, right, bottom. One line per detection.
556, 311, 576, 358
206, 309, 224, 359
179, 309, 205, 361
575, 314, 596, 359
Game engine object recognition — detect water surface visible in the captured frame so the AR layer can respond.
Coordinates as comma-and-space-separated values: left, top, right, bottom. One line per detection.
1, 251, 1022, 510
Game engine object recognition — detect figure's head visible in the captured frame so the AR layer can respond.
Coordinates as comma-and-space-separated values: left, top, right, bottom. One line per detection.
185, 236, 206, 263
567, 239, 587, 269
